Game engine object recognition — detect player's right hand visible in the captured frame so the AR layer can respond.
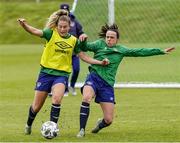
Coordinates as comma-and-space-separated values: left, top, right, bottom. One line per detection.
164, 47, 175, 53
17, 18, 26, 26
102, 58, 110, 66
79, 33, 88, 42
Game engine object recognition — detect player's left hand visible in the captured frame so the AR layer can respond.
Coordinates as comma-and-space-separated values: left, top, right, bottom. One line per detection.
79, 33, 88, 42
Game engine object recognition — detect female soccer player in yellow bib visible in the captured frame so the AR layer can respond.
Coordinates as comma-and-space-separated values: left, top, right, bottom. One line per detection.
18, 9, 109, 135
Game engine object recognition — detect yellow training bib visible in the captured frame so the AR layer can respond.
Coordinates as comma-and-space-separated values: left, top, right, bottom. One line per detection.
40, 28, 77, 73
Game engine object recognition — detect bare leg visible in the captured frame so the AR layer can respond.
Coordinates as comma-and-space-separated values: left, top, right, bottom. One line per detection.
32, 91, 48, 112
100, 102, 114, 124
51, 83, 65, 104
91, 102, 114, 133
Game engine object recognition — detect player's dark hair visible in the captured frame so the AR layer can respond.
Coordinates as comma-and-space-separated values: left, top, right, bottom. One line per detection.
98, 23, 120, 39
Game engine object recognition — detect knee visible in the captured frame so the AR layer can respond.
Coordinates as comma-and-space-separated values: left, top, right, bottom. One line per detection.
82, 95, 93, 104
52, 95, 62, 104
82, 86, 94, 103
104, 117, 113, 125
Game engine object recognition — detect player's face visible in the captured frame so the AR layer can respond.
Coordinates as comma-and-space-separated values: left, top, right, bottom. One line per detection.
105, 30, 118, 47
57, 20, 70, 37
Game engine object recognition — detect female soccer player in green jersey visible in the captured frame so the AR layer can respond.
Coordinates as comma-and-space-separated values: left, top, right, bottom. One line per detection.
17, 9, 108, 135
76, 23, 175, 137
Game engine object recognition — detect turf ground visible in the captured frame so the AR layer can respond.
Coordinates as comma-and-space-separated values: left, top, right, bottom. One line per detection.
0, 44, 180, 142
0, 88, 180, 142
0, 0, 179, 141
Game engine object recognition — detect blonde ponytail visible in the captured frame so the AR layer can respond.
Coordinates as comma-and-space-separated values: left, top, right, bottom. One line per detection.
45, 9, 69, 29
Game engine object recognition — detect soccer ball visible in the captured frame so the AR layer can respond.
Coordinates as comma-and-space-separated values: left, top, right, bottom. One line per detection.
41, 121, 59, 139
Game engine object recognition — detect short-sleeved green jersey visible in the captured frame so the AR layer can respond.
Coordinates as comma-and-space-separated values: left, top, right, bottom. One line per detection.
81, 39, 165, 87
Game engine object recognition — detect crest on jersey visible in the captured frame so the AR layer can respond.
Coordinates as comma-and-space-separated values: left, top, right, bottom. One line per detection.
55, 41, 72, 49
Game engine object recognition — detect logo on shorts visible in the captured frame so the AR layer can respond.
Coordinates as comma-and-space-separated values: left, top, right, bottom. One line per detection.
110, 97, 114, 101
86, 81, 92, 85
36, 82, 41, 87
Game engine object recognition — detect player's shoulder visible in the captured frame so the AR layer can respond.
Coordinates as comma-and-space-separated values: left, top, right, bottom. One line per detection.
43, 28, 53, 34
98, 39, 105, 43
69, 33, 77, 38
90, 39, 104, 45
42, 28, 53, 40
116, 44, 128, 49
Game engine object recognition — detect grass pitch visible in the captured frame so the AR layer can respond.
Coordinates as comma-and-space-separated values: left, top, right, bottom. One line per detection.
0, 44, 180, 142
0, 88, 180, 142
0, 0, 179, 141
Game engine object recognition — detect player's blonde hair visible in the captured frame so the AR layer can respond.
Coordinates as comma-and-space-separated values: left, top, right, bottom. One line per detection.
45, 9, 70, 29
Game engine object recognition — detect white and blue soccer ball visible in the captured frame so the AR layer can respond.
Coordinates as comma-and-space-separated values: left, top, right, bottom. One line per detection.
41, 121, 59, 139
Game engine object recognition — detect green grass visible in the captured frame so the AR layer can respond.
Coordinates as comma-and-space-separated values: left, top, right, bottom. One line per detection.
0, 0, 180, 141
0, 44, 180, 141
0, 88, 180, 142
0, 0, 179, 44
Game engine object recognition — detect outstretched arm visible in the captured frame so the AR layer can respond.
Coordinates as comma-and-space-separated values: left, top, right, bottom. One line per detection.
17, 18, 43, 37
78, 52, 109, 66
164, 47, 175, 54
122, 45, 175, 57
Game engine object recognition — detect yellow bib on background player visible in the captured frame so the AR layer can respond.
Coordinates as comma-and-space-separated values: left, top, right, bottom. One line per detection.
40, 28, 77, 73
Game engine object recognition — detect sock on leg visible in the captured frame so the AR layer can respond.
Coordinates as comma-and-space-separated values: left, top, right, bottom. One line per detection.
50, 104, 61, 123
79, 102, 90, 130
27, 106, 37, 126
99, 119, 111, 129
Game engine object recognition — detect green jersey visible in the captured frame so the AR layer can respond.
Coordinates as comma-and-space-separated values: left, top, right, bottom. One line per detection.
81, 39, 165, 87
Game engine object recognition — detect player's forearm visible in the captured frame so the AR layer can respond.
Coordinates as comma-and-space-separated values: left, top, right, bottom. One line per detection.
18, 18, 43, 37
78, 52, 102, 65
22, 23, 43, 37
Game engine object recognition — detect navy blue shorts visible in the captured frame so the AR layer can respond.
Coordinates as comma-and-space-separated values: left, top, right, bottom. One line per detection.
81, 73, 115, 104
34, 72, 68, 93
